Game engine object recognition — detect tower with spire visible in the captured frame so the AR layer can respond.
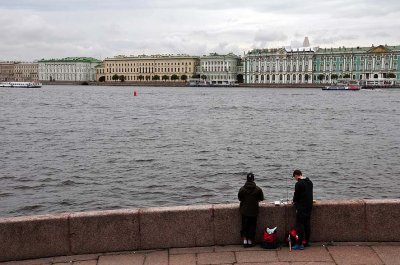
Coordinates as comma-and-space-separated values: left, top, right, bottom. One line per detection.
303, 36, 310, 47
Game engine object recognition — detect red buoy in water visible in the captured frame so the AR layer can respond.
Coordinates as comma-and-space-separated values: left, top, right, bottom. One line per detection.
133, 89, 137, 96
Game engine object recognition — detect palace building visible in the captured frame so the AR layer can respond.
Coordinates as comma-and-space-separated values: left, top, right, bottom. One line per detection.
313, 45, 400, 83
38, 57, 101, 82
244, 46, 315, 84
198, 53, 242, 85
244, 37, 400, 84
98, 54, 199, 82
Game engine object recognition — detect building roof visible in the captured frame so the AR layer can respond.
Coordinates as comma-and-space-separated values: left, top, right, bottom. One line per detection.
105, 54, 199, 61
200, 52, 241, 59
39, 57, 101, 63
315, 45, 400, 54
247, 46, 316, 55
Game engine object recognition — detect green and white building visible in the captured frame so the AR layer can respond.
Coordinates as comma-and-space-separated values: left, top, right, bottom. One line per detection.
38, 57, 101, 82
313, 45, 400, 83
244, 37, 400, 84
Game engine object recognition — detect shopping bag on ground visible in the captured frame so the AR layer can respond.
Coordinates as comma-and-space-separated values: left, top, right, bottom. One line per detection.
261, 227, 278, 249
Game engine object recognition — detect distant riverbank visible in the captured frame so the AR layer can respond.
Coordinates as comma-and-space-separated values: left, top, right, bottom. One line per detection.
41, 80, 324, 88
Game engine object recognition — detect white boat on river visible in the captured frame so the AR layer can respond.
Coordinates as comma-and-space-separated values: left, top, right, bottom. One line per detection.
0, 82, 42, 88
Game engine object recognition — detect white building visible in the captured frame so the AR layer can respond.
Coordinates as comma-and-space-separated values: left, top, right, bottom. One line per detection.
244, 47, 315, 84
198, 53, 242, 85
38, 57, 101, 82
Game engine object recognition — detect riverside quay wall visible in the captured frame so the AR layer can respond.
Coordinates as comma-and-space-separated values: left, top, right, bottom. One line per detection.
1, 199, 399, 261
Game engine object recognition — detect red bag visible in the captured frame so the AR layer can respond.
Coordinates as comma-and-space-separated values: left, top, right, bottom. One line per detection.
261, 227, 278, 249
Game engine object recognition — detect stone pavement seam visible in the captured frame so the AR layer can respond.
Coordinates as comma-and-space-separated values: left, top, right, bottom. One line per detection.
138, 208, 142, 250
67, 213, 73, 256
362, 200, 368, 242
325, 245, 338, 265
211, 206, 216, 246
370, 245, 386, 265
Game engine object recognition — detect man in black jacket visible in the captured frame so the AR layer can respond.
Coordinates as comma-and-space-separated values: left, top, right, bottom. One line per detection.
238, 172, 264, 247
292, 169, 313, 250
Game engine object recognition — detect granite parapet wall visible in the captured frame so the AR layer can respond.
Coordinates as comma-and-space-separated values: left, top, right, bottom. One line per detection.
0, 199, 399, 261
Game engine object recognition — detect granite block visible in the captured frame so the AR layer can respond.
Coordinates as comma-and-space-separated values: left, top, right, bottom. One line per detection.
0, 213, 70, 262
310, 200, 366, 242
327, 246, 383, 265
97, 253, 145, 265
213, 203, 241, 245
140, 205, 213, 249
372, 245, 400, 265
169, 253, 196, 265
69, 209, 140, 254
365, 199, 400, 241
197, 251, 236, 265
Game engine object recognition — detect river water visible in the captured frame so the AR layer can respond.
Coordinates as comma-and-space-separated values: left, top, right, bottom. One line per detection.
1, 85, 399, 217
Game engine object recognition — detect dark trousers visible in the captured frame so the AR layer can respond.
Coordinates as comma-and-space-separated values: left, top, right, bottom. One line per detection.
295, 211, 311, 245
241, 215, 257, 240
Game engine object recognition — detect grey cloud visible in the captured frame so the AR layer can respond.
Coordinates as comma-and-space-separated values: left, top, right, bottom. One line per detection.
1, 0, 400, 61
254, 30, 287, 43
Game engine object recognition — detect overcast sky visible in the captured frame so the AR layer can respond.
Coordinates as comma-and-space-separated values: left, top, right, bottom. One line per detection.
1, 0, 400, 61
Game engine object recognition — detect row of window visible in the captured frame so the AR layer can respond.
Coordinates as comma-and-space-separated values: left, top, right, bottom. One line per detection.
202, 61, 234, 65
202, 67, 232, 72
104, 75, 187, 81
39, 74, 95, 81
106, 62, 193, 67
41, 69, 91, 73
249, 65, 310, 72
252, 74, 309, 82
102, 67, 192, 74
247, 57, 312, 62
317, 55, 397, 61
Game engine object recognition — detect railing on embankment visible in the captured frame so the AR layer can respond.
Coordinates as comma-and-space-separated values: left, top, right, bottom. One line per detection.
1, 199, 399, 262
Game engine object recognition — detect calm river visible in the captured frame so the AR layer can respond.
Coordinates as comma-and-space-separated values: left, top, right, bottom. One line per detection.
1, 85, 399, 217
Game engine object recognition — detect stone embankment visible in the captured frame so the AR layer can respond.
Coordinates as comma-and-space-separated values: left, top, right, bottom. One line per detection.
1, 199, 399, 262
41, 81, 324, 88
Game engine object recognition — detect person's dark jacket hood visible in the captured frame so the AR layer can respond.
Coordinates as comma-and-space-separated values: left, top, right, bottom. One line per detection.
238, 180, 264, 216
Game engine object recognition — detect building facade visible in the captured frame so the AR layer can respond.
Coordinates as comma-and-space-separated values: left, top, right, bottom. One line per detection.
198, 53, 242, 85
313, 45, 400, 83
14, 62, 39, 82
38, 57, 101, 82
244, 47, 315, 84
98, 54, 199, 82
0, 62, 17, 82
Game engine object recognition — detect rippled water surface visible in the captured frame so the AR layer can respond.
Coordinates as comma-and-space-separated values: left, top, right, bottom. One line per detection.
1, 85, 399, 217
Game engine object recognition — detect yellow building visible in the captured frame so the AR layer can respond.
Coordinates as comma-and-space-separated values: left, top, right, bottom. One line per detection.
98, 54, 199, 82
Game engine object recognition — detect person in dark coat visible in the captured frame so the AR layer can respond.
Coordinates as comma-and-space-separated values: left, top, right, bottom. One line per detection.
238, 172, 264, 247
292, 169, 313, 250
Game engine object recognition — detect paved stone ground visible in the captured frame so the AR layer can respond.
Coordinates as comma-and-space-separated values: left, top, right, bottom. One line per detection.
2, 243, 400, 265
